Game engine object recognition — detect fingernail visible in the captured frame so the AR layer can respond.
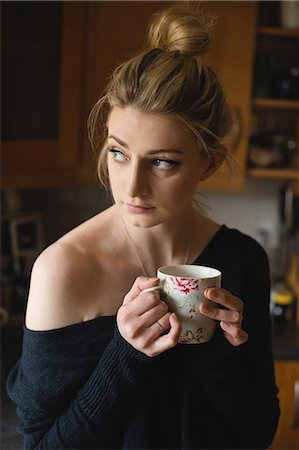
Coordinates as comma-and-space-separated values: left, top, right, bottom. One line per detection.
209, 289, 218, 299
201, 303, 211, 313
221, 321, 231, 328
232, 312, 239, 321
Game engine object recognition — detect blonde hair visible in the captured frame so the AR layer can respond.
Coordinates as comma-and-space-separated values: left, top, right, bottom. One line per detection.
88, 2, 233, 187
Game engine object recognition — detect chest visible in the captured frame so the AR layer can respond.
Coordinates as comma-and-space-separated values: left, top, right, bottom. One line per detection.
83, 260, 142, 319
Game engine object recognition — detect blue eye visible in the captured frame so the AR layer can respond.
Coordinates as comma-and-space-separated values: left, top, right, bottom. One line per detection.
151, 159, 178, 170
107, 147, 127, 162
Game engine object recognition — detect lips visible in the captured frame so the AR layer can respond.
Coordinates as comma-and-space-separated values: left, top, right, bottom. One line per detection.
125, 203, 154, 214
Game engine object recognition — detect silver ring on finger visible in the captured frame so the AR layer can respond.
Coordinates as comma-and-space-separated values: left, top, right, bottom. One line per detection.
155, 320, 165, 334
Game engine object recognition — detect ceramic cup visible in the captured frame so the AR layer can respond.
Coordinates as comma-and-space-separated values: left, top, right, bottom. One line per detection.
145, 265, 221, 344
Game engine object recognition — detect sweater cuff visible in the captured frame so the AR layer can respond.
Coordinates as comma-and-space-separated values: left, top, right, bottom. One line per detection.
77, 325, 150, 421
113, 325, 151, 363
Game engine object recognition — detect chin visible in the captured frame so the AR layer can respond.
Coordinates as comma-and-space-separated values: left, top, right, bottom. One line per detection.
123, 211, 164, 229
119, 202, 180, 228
126, 216, 161, 229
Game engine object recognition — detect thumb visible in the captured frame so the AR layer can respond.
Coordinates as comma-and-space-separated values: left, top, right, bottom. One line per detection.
123, 276, 160, 304
169, 312, 182, 337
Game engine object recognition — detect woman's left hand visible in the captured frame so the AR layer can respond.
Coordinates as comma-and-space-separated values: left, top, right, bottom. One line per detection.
199, 287, 248, 346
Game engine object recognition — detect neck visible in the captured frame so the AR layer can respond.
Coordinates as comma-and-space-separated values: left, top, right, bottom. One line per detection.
120, 205, 197, 276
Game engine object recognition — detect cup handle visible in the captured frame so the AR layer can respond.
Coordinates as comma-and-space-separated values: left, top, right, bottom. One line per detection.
141, 284, 164, 294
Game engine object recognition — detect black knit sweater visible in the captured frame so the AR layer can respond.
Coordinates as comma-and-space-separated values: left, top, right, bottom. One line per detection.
7, 226, 280, 449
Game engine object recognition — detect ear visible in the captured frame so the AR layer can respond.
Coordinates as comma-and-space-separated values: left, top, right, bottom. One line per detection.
199, 148, 226, 181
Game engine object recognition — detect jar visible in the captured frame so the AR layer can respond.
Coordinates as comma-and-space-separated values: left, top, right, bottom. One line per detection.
271, 134, 297, 167
281, 1, 299, 28
271, 284, 296, 323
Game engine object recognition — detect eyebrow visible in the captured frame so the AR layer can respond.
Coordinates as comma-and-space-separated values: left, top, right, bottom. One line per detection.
108, 135, 183, 155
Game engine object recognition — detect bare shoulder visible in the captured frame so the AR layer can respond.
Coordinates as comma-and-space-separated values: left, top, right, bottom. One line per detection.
26, 240, 88, 330
25, 208, 117, 331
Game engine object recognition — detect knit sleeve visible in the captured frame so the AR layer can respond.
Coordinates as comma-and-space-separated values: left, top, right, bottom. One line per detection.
7, 322, 149, 450
196, 234, 280, 449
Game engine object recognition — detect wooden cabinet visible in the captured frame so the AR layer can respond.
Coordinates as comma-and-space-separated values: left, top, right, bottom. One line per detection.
247, 4, 299, 182
199, 1, 257, 191
1, 2, 87, 189
1, 1, 258, 191
79, 1, 175, 184
270, 360, 299, 449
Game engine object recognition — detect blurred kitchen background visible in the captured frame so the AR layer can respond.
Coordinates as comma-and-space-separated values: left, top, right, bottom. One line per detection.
1, 1, 298, 449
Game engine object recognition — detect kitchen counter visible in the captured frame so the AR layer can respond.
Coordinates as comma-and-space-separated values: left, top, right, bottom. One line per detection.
271, 320, 299, 360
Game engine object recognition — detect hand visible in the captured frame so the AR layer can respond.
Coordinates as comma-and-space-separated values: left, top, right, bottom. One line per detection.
199, 287, 248, 346
117, 276, 182, 357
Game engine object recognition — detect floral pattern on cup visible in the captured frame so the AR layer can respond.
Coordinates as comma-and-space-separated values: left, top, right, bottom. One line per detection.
188, 305, 196, 318
164, 283, 199, 311
179, 327, 204, 344
157, 265, 221, 344
169, 276, 200, 294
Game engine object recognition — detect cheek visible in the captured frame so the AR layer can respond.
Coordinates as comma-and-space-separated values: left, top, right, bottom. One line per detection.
157, 175, 198, 204
107, 168, 121, 198
107, 162, 120, 184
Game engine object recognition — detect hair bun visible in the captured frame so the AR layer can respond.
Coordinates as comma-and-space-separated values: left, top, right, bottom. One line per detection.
148, 3, 216, 57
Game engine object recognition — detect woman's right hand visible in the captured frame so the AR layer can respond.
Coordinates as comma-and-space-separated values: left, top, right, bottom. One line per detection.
117, 277, 181, 357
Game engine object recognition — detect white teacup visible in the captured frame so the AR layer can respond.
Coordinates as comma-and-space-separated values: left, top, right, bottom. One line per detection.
150, 265, 221, 344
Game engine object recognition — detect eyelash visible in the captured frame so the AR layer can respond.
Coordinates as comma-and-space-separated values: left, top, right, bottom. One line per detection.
151, 159, 179, 170
107, 147, 128, 162
107, 147, 179, 170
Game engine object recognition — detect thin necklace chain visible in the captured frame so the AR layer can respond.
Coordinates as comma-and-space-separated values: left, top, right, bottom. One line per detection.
121, 213, 193, 277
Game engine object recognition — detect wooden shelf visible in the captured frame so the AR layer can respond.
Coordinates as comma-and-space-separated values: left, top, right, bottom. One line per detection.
252, 98, 299, 110
247, 168, 299, 180
258, 27, 299, 37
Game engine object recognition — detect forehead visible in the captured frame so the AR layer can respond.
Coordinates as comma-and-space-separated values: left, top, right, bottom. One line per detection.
107, 106, 197, 150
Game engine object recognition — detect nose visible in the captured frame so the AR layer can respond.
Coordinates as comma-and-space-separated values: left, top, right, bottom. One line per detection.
126, 160, 149, 198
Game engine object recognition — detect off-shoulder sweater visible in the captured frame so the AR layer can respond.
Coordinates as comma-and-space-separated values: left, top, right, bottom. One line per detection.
6, 226, 280, 449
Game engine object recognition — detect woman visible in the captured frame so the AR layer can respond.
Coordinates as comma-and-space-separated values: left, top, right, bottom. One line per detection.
7, 3, 280, 449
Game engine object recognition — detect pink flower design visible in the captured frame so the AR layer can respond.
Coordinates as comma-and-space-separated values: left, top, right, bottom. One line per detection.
169, 276, 199, 294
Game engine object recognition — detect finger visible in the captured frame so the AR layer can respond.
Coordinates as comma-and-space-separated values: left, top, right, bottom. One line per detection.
147, 313, 181, 357
125, 290, 161, 316
204, 287, 243, 312
220, 321, 249, 346
141, 302, 169, 328
141, 285, 163, 294
117, 294, 161, 336
148, 311, 172, 337
153, 311, 172, 333
123, 312, 173, 353
199, 303, 242, 325
123, 277, 160, 304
